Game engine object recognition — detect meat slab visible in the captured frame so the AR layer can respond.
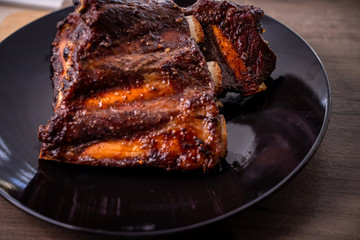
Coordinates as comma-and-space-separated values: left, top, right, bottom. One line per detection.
38, 0, 276, 171
38, 0, 227, 171
184, 0, 276, 96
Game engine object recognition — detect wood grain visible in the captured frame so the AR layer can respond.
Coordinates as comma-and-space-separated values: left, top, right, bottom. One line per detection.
1, 0, 360, 239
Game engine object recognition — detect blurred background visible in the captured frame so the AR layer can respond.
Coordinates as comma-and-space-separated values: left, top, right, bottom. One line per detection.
0, 0, 71, 41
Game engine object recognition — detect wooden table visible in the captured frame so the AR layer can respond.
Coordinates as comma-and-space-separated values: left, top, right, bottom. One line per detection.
0, 0, 359, 239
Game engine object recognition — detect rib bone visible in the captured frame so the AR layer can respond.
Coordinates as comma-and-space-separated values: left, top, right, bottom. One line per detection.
207, 61, 223, 94
185, 15, 204, 43
219, 114, 227, 158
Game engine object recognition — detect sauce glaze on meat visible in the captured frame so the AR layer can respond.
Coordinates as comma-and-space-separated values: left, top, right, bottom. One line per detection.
38, 0, 227, 170
38, 0, 276, 171
184, 0, 276, 95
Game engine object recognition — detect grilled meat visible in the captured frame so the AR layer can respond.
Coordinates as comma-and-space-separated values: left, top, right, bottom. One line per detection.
38, 0, 276, 171
38, 0, 227, 170
184, 0, 276, 96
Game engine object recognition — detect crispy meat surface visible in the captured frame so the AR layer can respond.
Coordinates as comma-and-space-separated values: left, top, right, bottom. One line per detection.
184, 0, 276, 96
38, 0, 276, 171
38, 0, 226, 171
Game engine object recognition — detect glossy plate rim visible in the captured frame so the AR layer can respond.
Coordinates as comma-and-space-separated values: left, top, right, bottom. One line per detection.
0, 8, 331, 237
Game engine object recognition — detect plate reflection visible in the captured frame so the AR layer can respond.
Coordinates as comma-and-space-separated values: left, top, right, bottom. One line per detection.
20, 75, 325, 233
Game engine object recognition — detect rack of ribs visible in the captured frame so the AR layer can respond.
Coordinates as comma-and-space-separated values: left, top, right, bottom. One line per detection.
38, 0, 275, 171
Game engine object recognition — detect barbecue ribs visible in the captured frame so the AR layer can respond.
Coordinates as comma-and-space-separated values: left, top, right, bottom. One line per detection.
38, 0, 227, 170
38, 0, 275, 171
184, 0, 276, 96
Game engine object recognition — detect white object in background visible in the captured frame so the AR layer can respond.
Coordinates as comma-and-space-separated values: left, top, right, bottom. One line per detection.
0, 0, 65, 10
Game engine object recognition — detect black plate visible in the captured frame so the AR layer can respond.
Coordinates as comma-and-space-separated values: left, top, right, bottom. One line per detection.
0, 6, 330, 237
